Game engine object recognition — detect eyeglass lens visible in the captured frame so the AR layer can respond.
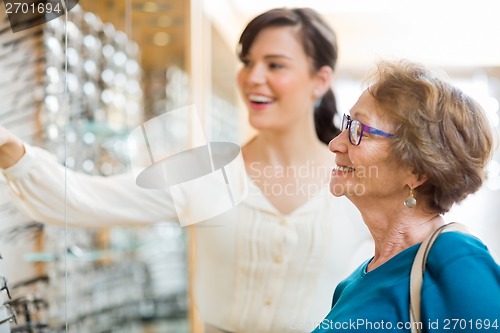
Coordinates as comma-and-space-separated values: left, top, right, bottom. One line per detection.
350, 120, 362, 145
342, 114, 362, 145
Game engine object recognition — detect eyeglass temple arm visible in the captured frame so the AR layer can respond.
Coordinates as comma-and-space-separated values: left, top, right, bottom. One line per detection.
362, 125, 393, 138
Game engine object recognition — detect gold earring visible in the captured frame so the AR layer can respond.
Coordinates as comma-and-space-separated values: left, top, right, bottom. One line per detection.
404, 187, 417, 208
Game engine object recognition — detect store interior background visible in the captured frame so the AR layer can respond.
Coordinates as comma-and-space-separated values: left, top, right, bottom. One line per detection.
0, 0, 499, 332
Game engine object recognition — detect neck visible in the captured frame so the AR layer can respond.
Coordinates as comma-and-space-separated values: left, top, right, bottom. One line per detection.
361, 206, 444, 272
245, 127, 327, 166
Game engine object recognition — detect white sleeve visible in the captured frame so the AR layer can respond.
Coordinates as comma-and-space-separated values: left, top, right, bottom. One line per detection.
1, 144, 179, 227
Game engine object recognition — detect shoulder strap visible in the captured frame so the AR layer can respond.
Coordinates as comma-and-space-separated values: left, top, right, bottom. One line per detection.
409, 222, 470, 333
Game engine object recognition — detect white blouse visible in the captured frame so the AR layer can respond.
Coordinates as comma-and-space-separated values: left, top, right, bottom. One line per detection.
2, 145, 372, 333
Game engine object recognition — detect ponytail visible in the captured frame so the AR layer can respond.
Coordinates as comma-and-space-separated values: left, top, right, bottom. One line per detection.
314, 88, 340, 144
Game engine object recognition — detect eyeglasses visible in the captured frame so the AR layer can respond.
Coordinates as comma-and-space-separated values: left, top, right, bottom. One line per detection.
0, 277, 11, 300
341, 114, 394, 146
0, 303, 17, 326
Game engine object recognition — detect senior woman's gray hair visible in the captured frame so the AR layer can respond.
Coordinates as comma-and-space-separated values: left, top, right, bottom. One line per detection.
365, 59, 494, 214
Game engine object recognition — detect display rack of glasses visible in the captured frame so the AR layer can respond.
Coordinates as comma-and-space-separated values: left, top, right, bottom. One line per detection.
0, 4, 188, 333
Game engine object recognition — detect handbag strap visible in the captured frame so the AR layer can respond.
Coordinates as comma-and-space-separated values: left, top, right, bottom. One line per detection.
409, 222, 470, 333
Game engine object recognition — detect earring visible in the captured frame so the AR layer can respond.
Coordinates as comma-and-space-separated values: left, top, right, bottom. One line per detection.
313, 89, 320, 98
404, 187, 417, 208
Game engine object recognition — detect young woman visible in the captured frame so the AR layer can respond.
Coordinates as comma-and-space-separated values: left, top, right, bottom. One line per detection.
0, 8, 370, 333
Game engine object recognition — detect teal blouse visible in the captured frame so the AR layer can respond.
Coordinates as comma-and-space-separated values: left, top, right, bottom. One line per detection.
312, 232, 500, 332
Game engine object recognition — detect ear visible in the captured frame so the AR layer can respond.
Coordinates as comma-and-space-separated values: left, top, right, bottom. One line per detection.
408, 174, 428, 190
313, 66, 333, 99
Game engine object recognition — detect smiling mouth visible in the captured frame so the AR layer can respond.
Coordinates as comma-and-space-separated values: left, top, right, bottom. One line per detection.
248, 94, 274, 104
334, 165, 355, 172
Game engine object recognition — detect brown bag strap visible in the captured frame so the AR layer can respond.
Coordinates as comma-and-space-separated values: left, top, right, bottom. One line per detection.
409, 222, 471, 333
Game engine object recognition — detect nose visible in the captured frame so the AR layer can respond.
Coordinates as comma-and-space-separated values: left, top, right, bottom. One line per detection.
328, 130, 349, 154
245, 63, 266, 85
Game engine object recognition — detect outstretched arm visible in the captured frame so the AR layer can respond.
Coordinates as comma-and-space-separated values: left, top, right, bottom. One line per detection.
0, 126, 179, 227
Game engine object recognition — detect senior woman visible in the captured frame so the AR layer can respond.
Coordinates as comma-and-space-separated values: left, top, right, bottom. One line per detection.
313, 60, 500, 332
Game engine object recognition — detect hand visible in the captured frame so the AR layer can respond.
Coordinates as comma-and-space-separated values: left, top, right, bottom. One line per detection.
0, 125, 26, 169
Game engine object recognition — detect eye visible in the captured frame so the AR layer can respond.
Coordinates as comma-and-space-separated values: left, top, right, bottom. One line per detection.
268, 62, 284, 69
351, 121, 362, 137
241, 58, 253, 68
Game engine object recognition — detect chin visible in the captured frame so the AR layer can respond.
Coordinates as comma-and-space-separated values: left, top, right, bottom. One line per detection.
248, 115, 264, 127
329, 183, 345, 197
248, 117, 277, 131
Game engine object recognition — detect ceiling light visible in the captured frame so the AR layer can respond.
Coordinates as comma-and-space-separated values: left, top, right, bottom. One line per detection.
153, 32, 170, 46
143, 2, 159, 12
157, 16, 173, 27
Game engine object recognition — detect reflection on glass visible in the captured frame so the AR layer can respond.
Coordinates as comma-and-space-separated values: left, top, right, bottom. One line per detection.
0, 1, 189, 331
